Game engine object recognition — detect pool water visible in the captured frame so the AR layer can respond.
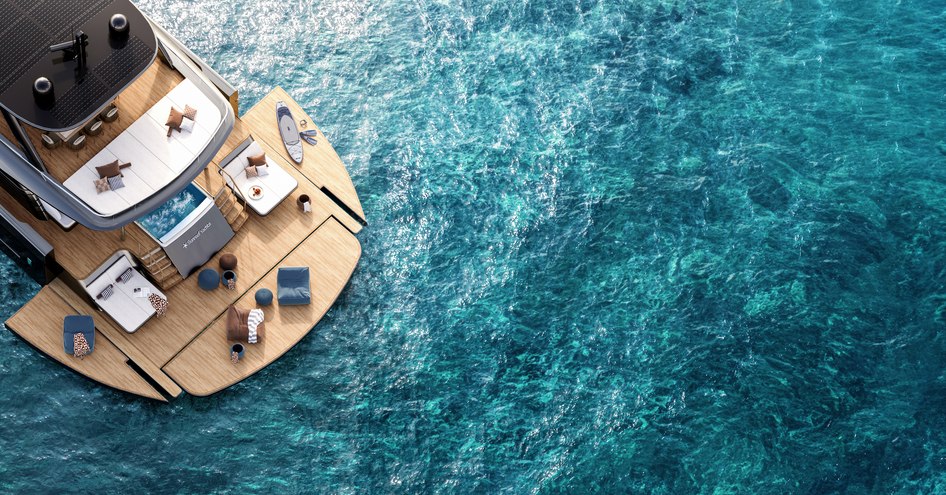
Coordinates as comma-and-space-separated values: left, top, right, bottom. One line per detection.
136, 183, 208, 244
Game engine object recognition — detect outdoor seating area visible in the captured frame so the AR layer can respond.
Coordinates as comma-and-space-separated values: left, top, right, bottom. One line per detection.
62, 79, 222, 216
218, 135, 298, 216
4, 86, 365, 400
63, 315, 94, 358
83, 252, 168, 333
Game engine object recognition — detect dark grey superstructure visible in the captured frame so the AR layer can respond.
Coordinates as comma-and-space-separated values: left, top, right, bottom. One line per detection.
0, 0, 236, 232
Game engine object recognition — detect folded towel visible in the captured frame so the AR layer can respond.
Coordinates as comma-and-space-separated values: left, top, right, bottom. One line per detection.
247, 309, 264, 344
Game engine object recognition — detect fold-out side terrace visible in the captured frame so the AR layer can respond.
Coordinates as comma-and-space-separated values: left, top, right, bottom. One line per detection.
0, 0, 366, 400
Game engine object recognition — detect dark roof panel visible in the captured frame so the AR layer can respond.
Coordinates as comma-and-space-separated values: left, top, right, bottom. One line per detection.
0, 0, 157, 130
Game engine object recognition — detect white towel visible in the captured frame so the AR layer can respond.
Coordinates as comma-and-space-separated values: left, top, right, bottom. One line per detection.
247, 309, 264, 344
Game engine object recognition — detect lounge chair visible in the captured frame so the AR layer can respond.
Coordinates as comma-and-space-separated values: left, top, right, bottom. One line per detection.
218, 135, 299, 216
63, 315, 94, 356
82, 251, 168, 333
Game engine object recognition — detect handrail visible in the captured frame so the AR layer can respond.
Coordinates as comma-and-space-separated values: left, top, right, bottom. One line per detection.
0, 23, 236, 231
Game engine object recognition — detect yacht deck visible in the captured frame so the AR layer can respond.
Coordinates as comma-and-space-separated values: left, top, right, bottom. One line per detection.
4, 88, 364, 400
0, 59, 185, 184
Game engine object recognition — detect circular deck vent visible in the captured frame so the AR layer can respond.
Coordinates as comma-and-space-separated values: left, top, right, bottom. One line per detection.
109, 14, 129, 36
32, 77, 54, 107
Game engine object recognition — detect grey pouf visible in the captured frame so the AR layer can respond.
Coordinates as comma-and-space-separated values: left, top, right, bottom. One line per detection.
255, 288, 273, 306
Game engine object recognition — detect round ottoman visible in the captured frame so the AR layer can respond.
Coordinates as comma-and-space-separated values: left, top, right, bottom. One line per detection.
255, 288, 273, 306
198, 268, 220, 291
219, 253, 238, 271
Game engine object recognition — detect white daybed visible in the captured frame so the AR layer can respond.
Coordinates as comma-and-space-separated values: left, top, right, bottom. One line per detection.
218, 137, 298, 216
83, 252, 167, 333
63, 79, 222, 216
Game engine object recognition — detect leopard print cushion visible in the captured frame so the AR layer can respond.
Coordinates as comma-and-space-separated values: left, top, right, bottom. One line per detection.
148, 293, 168, 318
73, 333, 91, 359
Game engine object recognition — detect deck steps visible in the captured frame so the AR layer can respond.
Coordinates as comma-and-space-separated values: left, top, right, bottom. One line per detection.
156, 271, 184, 290
214, 186, 248, 233
123, 225, 161, 261
139, 248, 181, 289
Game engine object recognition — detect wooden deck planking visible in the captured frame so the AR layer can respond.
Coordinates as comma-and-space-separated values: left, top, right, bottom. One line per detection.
240, 87, 366, 224
6, 285, 165, 401
3, 83, 364, 398
163, 217, 361, 396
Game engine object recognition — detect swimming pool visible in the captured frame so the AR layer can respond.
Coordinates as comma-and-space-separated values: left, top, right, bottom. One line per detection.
136, 183, 212, 246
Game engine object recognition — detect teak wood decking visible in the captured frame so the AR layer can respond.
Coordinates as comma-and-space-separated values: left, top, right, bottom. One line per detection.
4, 85, 364, 400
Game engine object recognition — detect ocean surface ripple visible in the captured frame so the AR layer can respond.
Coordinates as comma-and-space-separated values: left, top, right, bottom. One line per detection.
2, 1, 946, 493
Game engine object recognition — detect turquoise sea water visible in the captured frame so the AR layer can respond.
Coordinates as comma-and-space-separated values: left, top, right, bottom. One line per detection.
2, 0, 946, 492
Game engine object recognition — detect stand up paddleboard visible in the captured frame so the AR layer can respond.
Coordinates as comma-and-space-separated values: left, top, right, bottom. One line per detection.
276, 101, 303, 164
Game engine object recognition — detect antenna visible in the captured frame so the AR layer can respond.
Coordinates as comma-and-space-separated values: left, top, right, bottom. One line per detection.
49, 31, 89, 72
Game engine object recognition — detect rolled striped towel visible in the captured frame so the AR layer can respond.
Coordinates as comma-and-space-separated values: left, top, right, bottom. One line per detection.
247, 309, 264, 344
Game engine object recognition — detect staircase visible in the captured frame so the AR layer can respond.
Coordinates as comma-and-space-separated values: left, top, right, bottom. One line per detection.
122, 185, 248, 292
123, 225, 185, 290
140, 246, 184, 289
214, 185, 249, 233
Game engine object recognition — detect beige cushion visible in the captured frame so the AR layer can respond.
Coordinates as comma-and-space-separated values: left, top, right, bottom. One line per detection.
94, 177, 110, 194
245, 165, 259, 178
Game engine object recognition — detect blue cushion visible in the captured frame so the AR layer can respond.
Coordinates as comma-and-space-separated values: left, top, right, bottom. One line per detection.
198, 268, 220, 291
277, 267, 310, 305
255, 288, 273, 306
64, 315, 94, 355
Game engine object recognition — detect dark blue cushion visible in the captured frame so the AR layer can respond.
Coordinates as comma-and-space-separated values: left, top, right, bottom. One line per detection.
64, 315, 94, 355
277, 267, 310, 305
255, 288, 273, 306
198, 268, 220, 291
